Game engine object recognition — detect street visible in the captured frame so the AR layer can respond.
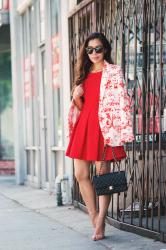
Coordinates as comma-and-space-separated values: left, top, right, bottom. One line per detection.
0, 192, 105, 250
0, 176, 166, 250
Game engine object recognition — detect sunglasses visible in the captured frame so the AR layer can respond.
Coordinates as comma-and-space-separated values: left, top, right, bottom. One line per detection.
85, 45, 104, 55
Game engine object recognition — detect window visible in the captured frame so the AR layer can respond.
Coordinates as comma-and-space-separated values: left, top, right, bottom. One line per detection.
50, 0, 62, 146
22, 6, 39, 147
39, 0, 45, 42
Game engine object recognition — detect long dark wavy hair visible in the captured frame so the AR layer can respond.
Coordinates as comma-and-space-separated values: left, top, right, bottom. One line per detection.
73, 32, 113, 90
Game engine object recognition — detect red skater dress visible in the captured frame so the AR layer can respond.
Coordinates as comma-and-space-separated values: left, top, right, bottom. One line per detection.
66, 71, 126, 161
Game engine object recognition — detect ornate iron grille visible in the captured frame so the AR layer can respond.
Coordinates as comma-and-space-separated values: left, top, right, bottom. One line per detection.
68, 0, 166, 242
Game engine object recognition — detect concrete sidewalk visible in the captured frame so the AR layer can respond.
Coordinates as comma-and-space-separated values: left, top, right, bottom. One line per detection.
0, 176, 166, 250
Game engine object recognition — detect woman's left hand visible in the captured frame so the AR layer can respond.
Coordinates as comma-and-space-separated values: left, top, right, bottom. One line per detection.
104, 140, 107, 146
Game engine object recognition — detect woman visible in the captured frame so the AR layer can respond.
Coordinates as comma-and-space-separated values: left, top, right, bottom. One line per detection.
66, 32, 134, 241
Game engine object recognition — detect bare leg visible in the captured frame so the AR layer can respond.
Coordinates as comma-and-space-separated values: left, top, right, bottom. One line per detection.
92, 161, 111, 240
74, 159, 98, 227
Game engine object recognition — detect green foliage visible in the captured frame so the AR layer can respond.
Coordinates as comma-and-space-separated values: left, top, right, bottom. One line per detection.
0, 52, 12, 114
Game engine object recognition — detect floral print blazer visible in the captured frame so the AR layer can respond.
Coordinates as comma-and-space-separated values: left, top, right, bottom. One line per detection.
67, 60, 134, 146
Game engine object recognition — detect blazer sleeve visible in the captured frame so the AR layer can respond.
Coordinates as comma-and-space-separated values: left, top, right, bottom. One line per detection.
117, 67, 135, 143
67, 99, 80, 138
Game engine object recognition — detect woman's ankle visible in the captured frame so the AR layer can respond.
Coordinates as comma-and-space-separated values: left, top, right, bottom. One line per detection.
89, 211, 98, 227
96, 214, 106, 227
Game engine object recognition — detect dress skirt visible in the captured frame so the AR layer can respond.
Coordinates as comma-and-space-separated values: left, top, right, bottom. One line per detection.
66, 71, 126, 161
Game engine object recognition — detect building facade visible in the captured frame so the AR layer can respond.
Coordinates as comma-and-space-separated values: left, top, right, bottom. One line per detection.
10, 0, 166, 242
10, 0, 72, 199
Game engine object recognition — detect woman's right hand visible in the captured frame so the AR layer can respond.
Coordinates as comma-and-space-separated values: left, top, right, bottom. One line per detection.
73, 85, 84, 100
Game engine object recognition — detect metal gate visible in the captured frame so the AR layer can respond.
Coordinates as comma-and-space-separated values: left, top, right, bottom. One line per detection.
68, 0, 166, 242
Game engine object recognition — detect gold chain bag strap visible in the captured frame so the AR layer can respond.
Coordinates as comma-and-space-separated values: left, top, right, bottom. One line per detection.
92, 145, 128, 196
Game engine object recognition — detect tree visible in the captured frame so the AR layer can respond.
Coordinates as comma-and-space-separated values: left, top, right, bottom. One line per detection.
0, 51, 12, 159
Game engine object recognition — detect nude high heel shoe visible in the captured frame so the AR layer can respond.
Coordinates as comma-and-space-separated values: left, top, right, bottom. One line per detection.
92, 222, 105, 241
